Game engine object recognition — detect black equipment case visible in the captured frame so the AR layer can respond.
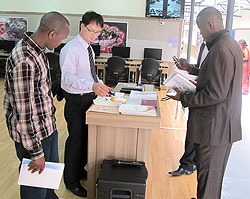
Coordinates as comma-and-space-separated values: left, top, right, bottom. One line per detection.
97, 159, 148, 199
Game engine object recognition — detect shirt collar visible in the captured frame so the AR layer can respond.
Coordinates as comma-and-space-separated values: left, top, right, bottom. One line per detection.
77, 34, 89, 49
23, 32, 45, 55
206, 29, 229, 50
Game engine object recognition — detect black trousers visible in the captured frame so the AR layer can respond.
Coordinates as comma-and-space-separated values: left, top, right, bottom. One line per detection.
63, 90, 96, 188
179, 139, 196, 171
195, 143, 232, 199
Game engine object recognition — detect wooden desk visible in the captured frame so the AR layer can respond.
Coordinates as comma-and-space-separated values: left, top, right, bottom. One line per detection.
86, 83, 161, 199
0, 51, 10, 58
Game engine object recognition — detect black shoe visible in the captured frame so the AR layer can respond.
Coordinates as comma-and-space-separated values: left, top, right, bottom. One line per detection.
168, 167, 194, 176
66, 184, 87, 197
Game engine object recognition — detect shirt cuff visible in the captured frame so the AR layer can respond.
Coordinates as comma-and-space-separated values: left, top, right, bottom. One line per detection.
29, 149, 44, 160
86, 82, 94, 91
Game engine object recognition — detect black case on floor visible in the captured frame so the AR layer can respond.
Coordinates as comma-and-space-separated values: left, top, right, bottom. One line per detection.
97, 159, 148, 199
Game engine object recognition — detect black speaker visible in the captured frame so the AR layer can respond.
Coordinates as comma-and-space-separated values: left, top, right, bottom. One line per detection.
97, 159, 148, 199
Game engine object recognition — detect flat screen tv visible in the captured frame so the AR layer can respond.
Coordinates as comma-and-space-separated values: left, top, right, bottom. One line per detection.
145, 0, 185, 19
112, 46, 130, 58
144, 48, 162, 60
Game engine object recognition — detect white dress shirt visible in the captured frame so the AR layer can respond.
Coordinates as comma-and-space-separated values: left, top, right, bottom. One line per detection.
60, 34, 102, 94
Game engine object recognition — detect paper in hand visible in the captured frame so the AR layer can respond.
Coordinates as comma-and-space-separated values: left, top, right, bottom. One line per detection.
18, 158, 64, 190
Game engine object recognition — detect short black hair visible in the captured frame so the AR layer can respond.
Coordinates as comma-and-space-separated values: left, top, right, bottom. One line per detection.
81, 11, 104, 28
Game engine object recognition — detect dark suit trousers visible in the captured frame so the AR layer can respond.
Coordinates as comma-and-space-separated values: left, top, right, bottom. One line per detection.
63, 91, 96, 188
194, 143, 232, 199
179, 139, 196, 170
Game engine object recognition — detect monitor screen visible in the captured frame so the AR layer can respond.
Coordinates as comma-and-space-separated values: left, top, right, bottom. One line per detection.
146, 0, 164, 17
145, 0, 185, 18
112, 46, 130, 58
91, 44, 100, 57
166, 0, 185, 18
144, 48, 162, 60
54, 43, 66, 54
0, 40, 15, 52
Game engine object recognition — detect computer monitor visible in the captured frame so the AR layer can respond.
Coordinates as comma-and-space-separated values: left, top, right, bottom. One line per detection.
54, 43, 66, 54
91, 44, 100, 57
112, 46, 130, 58
144, 48, 162, 60
0, 40, 16, 53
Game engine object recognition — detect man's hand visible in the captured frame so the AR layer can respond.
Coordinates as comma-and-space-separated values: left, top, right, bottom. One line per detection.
167, 87, 181, 101
176, 58, 193, 73
92, 83, 113, 97
28, 156, 45, 174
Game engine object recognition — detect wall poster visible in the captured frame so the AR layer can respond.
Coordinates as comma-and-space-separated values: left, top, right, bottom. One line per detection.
92, 21, 128, 54
0, 17, 27, 42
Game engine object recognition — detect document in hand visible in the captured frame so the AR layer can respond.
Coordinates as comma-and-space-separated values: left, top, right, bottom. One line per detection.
18, 158, 64, 189
163, 68, 197, 94
119, 104, 157, 116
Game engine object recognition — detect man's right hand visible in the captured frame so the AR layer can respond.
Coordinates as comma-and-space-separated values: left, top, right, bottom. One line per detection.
92, 83, 112, 97
176, 58, 193, 73
28, 156, 45, 174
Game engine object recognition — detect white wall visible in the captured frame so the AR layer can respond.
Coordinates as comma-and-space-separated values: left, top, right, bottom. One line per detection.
1, 0, 146, 17
0, 1, 183, 61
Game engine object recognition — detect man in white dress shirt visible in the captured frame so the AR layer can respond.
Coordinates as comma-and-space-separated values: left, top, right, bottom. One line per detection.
60, 11, 112, 197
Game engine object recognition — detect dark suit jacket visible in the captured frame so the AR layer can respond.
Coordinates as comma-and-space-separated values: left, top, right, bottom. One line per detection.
180, 30, 243, 146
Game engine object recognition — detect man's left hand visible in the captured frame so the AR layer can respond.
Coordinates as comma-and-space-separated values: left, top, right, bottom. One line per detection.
167, 87, 181, 101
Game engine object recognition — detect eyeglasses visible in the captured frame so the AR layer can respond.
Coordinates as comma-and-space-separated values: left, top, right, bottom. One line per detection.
85, 26, 102, 34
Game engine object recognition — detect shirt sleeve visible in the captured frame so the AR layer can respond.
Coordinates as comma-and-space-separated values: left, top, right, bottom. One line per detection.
181, 50, 235, 108
60, 47, 94, 91
13, 61, 44, 160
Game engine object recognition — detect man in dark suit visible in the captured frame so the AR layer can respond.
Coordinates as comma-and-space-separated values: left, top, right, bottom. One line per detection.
168, 7, 242, 199
169, 42, 208, 176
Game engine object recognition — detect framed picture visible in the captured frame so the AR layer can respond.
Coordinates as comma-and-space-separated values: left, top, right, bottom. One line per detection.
92, 21, 128, 54
0, 17, 27, 42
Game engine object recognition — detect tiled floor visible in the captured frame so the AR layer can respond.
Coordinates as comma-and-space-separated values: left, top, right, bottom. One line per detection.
222, 94, 250, 199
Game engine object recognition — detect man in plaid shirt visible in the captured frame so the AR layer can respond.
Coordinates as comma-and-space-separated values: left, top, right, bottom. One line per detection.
4, 12, 69, 199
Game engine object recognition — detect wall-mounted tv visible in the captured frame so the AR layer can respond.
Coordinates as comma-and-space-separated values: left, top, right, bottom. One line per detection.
145, 0, 185, 19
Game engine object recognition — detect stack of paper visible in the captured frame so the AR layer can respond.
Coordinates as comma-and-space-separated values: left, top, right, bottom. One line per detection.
163, 68, 197, 94
119, 104, 157, 117
129, 91, 157, 100
126, 98, 157, 109
93, 96, 126, 106
88, 105, 119, 114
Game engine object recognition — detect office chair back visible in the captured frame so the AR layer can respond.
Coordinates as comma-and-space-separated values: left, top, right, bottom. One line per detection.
107, 56, 126, 76
46, 52, 64, 101
107, 56, 127, 86
141, 58, 160, 84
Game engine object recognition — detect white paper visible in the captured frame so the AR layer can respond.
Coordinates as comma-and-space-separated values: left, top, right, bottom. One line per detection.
18, 158, 64, 190
119, 104, 157, 116
129, 91, 157, 100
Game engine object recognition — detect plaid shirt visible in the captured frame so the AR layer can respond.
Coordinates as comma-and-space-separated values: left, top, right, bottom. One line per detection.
4, 34, 57, 160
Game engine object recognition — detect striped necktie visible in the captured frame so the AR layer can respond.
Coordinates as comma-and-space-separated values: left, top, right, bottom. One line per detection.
87, 45, 98, 83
